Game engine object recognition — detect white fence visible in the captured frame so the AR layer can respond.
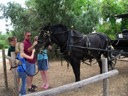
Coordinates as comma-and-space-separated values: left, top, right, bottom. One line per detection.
1, 49, 119, 96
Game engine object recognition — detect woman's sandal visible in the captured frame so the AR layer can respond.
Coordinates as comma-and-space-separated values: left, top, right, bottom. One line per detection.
40, 84, 45, 89
40, 84, 49, 90
43, 84, 49, 90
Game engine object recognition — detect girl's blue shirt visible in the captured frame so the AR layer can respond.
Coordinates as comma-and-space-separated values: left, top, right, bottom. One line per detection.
16, 53, 26, 72
37, 49, 48, 60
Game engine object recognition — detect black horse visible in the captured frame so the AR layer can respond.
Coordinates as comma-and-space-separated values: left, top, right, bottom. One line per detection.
35, 24, 114, 82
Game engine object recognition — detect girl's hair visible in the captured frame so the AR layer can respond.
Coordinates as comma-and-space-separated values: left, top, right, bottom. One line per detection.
8, 36, 16, 42
15, 42, 24, 54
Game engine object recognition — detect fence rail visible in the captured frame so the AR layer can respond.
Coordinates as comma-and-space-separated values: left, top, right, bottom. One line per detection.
24, 69, 118, 96
24, 58, 119, 96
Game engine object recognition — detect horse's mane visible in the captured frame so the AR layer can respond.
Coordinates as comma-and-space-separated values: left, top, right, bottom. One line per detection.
53, 24, 84, 37
53, 24, 68, 31
41, 24, 68, 32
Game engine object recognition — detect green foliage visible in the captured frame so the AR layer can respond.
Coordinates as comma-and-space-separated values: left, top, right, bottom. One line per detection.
97, 22, 121, 39
0, 41, 5, 49
0, 34, 10, 49
0, 40, 8, 49
1, 0, 128, 38
96, 0, 128, 38
1, 0, 100, 39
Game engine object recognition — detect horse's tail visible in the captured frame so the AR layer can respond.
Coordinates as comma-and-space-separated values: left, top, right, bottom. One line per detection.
106, 36, 111, 47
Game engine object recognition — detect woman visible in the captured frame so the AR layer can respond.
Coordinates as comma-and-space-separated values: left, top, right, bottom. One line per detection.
15, 42, 36, 95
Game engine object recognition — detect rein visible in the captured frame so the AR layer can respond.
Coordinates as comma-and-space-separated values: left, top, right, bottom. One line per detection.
10, 59, 39, 76
59, 29, 71, 55
20, 64, 39, 76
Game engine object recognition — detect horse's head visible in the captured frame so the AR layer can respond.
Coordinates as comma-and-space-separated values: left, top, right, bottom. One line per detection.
35, 25, 52, 57
35, 24, 69, 57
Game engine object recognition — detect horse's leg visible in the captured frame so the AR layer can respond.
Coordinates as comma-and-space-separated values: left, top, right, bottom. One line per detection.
103, 50, 114, 71
97, 59, 102, 73
97, 57, 112, 73
70, 58, 81, 82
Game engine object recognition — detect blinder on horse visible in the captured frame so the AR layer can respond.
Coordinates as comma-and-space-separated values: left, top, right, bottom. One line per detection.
38, 30, 51, 43
36, 30, 52, 53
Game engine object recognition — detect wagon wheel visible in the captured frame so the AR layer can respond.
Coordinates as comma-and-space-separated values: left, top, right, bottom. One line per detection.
110, 55, 117, 69
109, 50, 121, 69
82, 58, 97, 66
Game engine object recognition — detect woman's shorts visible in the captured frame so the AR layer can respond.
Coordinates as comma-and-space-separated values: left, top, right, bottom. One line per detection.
38, 59, 49, 71
26, 61, 36, 76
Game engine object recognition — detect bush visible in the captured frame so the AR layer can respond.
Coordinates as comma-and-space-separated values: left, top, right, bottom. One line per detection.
0, 34, 10, 49
0, 41, 5, 49
0, 40, 8, 49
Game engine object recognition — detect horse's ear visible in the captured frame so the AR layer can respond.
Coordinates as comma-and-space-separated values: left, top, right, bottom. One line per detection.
45, 23, 51, 28
47, 23, 51, 27
43, 23, 51, 30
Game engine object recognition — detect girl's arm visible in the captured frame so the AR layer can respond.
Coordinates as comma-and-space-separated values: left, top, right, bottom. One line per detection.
21, 49, 35, 59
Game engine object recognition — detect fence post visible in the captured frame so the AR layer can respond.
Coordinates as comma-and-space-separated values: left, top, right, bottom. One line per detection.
102, 58, 109, 96
11, 52, 19, 96
2, 49, 8, 90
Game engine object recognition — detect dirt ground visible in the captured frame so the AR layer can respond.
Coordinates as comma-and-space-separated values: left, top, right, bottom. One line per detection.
0, 51, 128, 96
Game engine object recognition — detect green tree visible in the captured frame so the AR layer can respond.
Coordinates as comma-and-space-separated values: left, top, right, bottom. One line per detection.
1, 2, 40, 41
98, 0, 128, 38
26, 0, 100, 33
0, 0, 101, 40
0, 34, 10, 49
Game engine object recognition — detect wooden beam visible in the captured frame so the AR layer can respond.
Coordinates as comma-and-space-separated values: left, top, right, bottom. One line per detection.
11, 52, 19, 96
24, 69, 119, 96
2, 49, 8, 90
5, 55, 20, 64
102, 58, 109, 96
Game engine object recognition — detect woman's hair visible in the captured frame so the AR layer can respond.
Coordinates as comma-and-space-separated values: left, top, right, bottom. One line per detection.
15, 42, 24, 54
8, 36, 16, 42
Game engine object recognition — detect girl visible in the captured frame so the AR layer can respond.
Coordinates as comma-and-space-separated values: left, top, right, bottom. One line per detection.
15, 42, 36, 95
38, 49, 49, 89
34, 36, 50, 89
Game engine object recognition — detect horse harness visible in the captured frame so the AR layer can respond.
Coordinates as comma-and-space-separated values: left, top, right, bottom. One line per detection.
39, 29, 92, 57
39, 28, 112, 67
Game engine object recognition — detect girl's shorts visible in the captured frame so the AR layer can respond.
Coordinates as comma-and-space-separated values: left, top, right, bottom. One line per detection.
38, 59, 49, 70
